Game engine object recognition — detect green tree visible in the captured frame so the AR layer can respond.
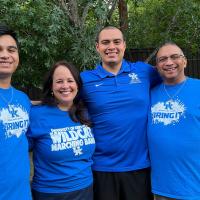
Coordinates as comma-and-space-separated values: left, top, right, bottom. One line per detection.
57, 0, 118, 70
1, 0, 118, 89
127, 0, 200, 51
1, 0, 200, 91
1, 0, 70, 88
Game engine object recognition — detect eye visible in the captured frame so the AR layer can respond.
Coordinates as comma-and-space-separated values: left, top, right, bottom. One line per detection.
157, 57, 168, 63
55, 80, 63, 84
170, 54, 181, 60
114, 40, 121, 45
8, 47, 18, 53
67, 79, 75, 83
8, 49, 17, 53
101, 40, 110, 45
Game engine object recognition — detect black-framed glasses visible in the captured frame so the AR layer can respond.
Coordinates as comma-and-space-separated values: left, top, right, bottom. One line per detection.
156, 54, 185, 64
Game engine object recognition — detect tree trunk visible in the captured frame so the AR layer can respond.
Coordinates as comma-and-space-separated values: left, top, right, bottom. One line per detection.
118, 0, 128, 31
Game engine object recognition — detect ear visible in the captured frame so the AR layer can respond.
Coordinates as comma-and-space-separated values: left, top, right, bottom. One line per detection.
183, 57, 187, 68
155, 64, 159, 71
124, 41, 126, 49
96, 42, 100, 53
155, 60, 159, 70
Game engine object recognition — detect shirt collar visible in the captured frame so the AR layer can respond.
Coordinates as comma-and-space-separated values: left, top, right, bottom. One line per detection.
95, 59, 131, 78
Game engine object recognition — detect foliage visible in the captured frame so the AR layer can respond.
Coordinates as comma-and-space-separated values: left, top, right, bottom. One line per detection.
1, 0, 70, 88
57, 0, 119, 70
1, 0, 118, 89
127, 0, 200, 53
1, 0, 200, 90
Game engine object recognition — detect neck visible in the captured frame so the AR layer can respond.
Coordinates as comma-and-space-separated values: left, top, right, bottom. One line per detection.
0, 78, 11, 89
57, 102, 73, 111
102, 62, 122, 75
164, 76, 186, 85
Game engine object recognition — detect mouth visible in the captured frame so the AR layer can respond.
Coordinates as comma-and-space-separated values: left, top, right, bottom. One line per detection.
105, 52, 118, 56
163, 66, 177, 72
0, 61, 12, 67
60, 90, 72, 95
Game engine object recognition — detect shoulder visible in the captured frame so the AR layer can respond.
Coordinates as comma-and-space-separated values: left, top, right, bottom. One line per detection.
128, 60, 161, 86
81, 68, 101, 83
126, 60, 160, 82
30, 104, 59, 116
126, 60, 155, 73
13, 87, 31, 109
136, 61, 157, 75
81, 69, 97, 78
13, 87, 30, 100
30, 105, 47, 116
128, 60, 151, 68
133, 61, 151, 68
187, 77, 200, 87
188, 77, 200, 83
151, 83, 163, 93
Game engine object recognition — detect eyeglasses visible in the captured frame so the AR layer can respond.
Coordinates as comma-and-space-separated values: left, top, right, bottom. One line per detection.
156, 54, 185, 64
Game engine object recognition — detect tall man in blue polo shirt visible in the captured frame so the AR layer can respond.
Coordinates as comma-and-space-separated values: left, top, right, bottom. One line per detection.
81, 26, 159, 200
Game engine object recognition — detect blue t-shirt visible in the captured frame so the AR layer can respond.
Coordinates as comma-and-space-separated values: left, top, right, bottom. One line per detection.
0, 86, 31, 200
81, 59, 159, 172
148, 78, 200, 199
27, 105, 95, 193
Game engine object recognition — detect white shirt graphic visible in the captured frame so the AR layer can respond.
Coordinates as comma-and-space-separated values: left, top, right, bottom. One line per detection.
128, 72, 141, 83
0, 104, 29, 138
151, 99, 186, 125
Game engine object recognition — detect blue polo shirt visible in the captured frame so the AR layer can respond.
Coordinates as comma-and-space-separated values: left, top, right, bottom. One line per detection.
81, 59, 159, 172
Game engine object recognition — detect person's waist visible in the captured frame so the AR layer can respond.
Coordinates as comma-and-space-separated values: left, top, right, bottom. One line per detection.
32, 176, 93, 193
92, 160, 150, 172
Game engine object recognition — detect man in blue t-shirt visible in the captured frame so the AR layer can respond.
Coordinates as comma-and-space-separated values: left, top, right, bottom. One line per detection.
148, 42, 200, 200
81, 26, 159, 200
0, 25, 31, 200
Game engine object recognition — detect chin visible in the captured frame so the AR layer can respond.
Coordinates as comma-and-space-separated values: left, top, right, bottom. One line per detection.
0, 71, 13, 77
107, 60, 118, 66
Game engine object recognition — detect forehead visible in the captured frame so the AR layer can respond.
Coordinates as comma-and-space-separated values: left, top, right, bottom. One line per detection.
0, 34, 17, 47
53, 65, 73, 78
98, 28, 123, 41
157, 44, 182, 57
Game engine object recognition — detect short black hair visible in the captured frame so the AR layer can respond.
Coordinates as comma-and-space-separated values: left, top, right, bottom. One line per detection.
0, 24, 19, 47
156, 41, 185, 57
95, 26, 125, 43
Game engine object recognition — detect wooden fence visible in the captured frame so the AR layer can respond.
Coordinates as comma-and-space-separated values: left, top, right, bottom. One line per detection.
125, 48, 200, 79
25, 48, 200, 100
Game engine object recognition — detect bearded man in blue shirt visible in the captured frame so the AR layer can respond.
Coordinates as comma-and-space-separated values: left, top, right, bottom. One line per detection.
81, 26, 159, 200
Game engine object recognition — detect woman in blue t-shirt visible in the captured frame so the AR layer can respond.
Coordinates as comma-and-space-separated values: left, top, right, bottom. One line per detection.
28, 60, 95, 200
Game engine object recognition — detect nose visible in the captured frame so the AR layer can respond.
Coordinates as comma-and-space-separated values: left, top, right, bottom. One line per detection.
61, 81, 70, 88
108, 42, 115, 49
0, 49, 9, 59
165, 57, 174, 65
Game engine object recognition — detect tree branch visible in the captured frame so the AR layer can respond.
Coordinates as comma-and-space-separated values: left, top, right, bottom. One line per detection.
107, 0, 118, 21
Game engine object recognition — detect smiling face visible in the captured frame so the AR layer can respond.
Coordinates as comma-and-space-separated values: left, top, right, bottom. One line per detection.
156, 44, 187, 84
96, 28, 126, 73
0, 35, 19, 79
52, 65, 78, 111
